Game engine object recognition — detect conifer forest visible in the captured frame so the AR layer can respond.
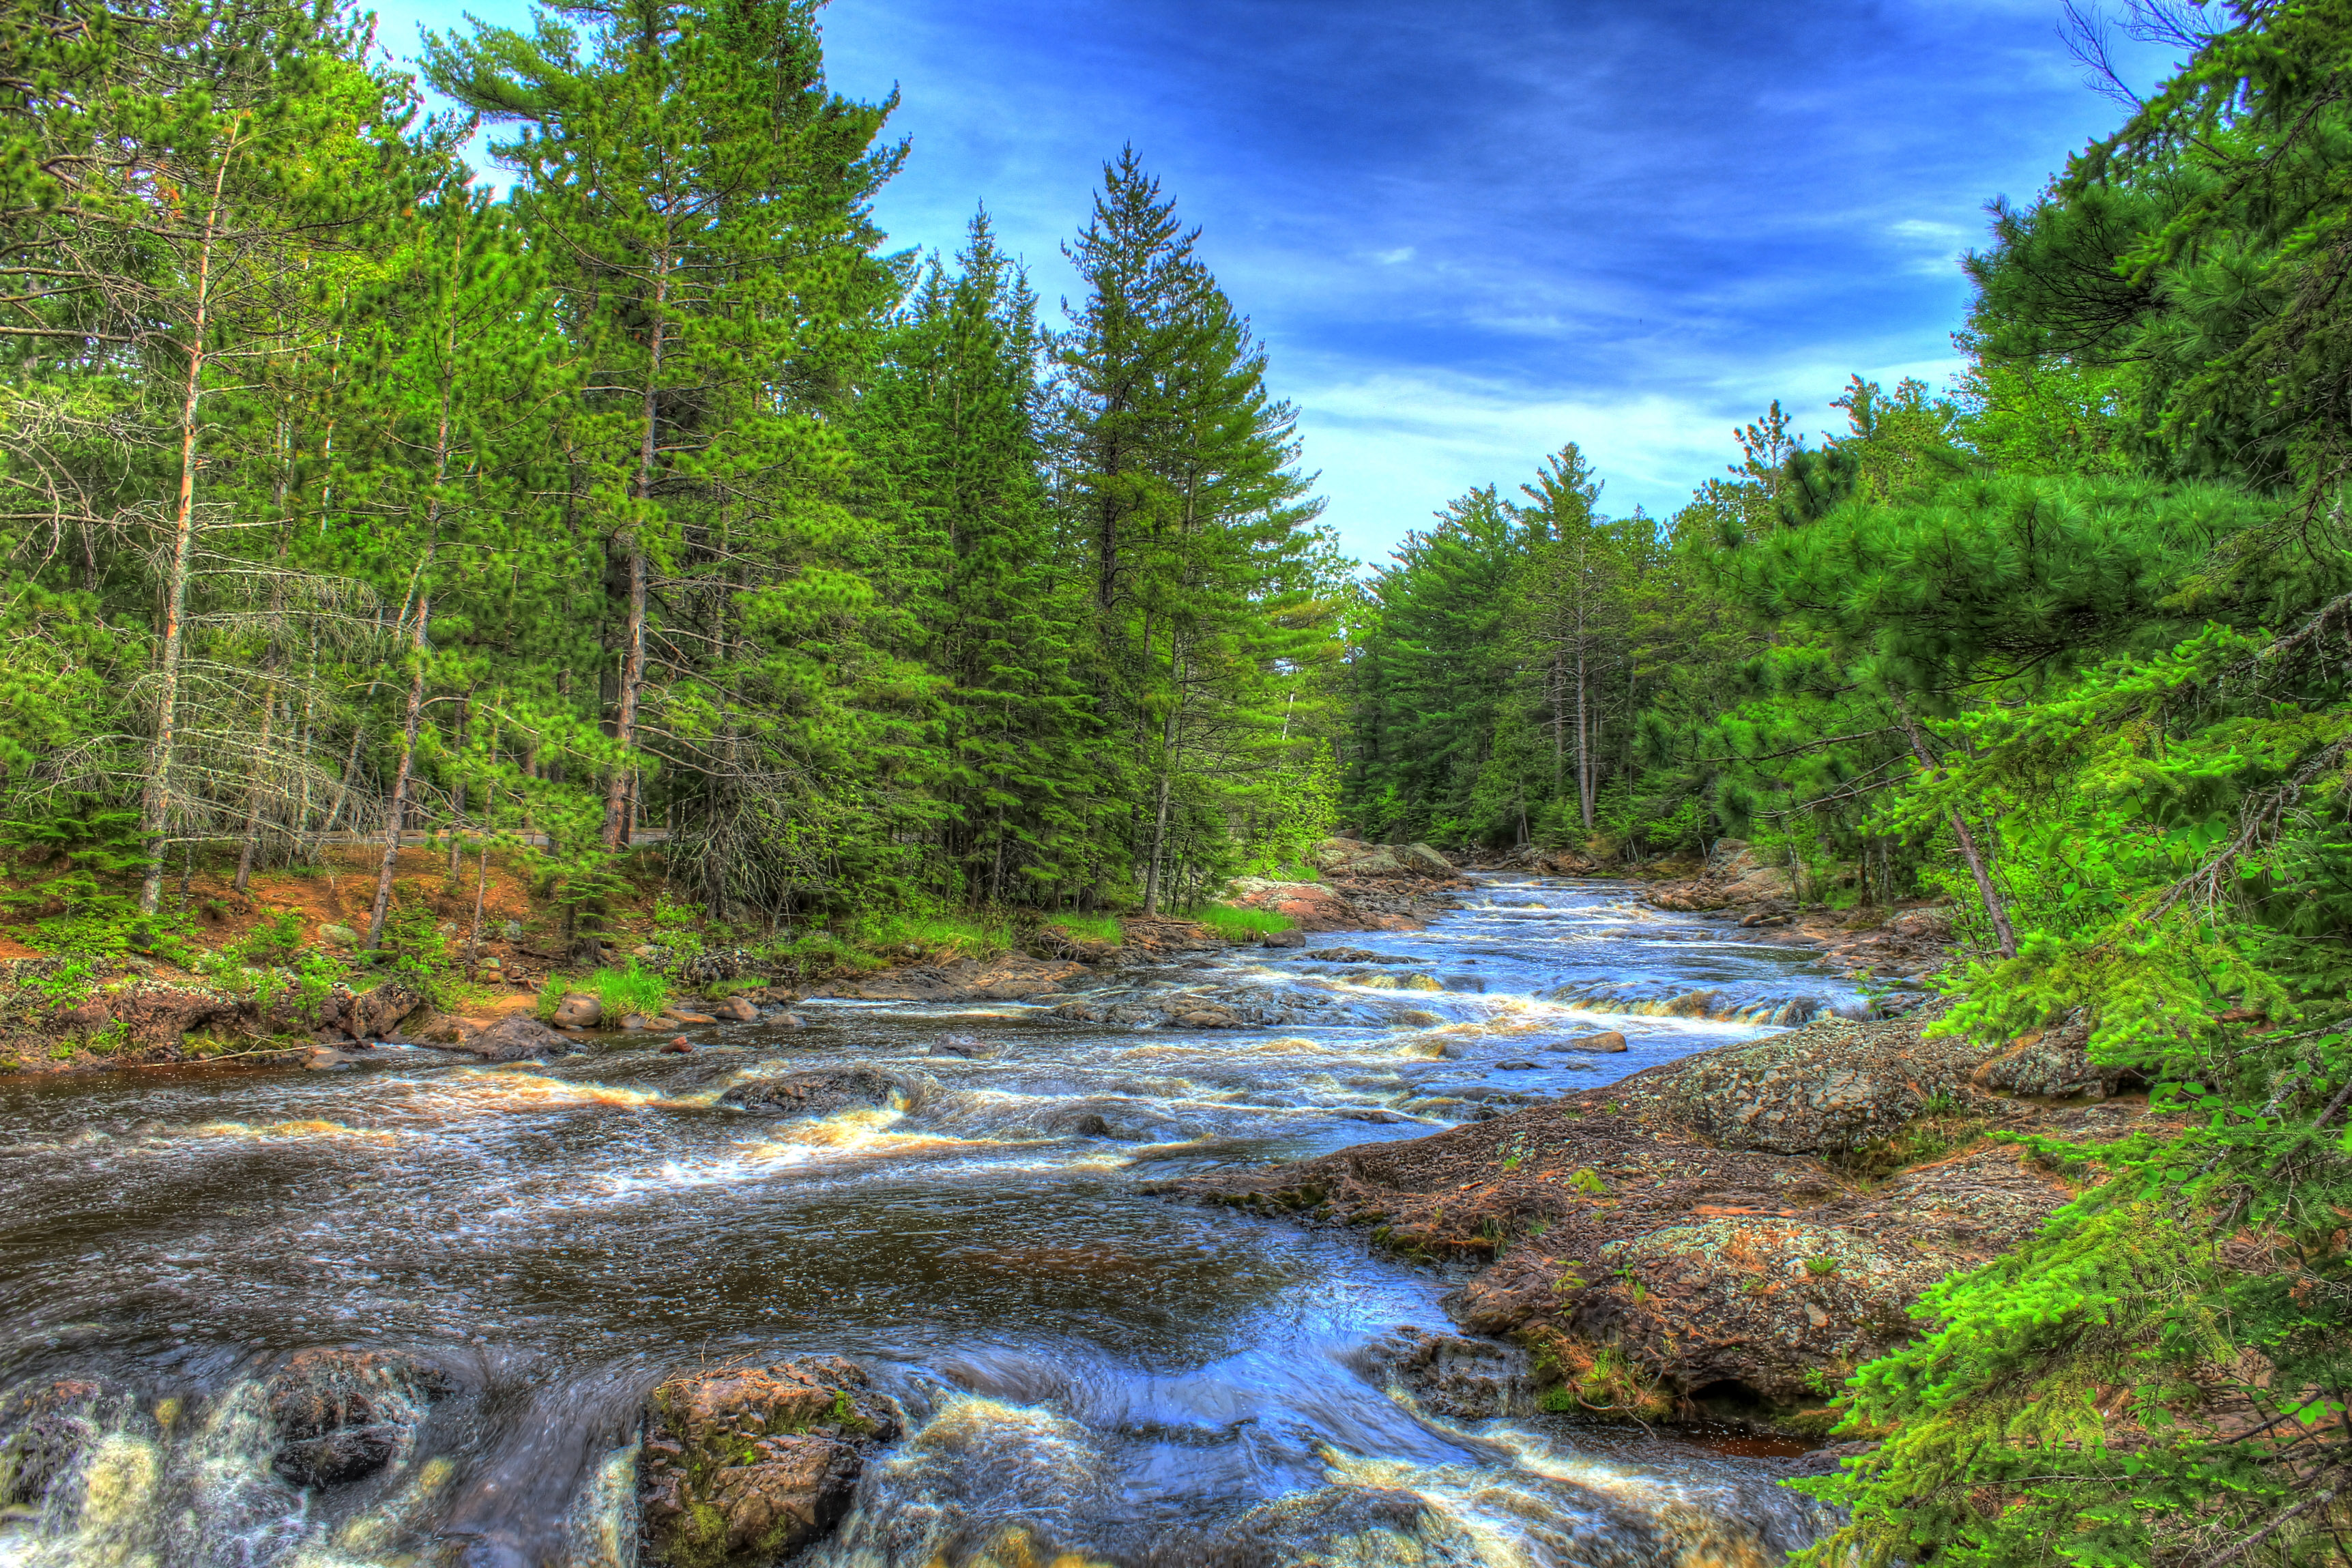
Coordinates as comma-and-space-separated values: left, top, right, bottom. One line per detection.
2, 2, 2351, 1567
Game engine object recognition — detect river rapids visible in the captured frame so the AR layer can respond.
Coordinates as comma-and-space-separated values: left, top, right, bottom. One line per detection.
0, 875, 1871, 1567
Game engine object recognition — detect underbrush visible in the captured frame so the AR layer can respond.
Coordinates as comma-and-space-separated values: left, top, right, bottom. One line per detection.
1193, 904, 1295, 941
1530, 1331, 1674, 1422
1832, 1092, 1986, 1180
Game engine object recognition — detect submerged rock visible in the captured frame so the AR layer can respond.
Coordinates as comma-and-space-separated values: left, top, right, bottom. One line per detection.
0, 1377, 109, 1507
721, 1066, 924, 1118
439, 1014, 575, 1063
1348, 1326, 1530, 1420
639, 1357, 902, 1568
265, 1347, 451, 1487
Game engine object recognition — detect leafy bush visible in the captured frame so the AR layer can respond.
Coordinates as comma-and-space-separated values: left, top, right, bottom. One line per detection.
536, 973, 567, 1021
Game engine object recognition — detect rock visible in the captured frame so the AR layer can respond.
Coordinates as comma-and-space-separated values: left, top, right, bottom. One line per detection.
1615, 1009, 1986, 1155
1559, 1030, 1627, 1054
620, 1013, 660, 1031
663, 1038, 693, 1055
1174, 1008, 1240, 1029
662, 1008, 718, 1026
930, 1033, 1001, 1059
1707, 838, 1763, 877
502, 920, 525, 940
1723, 867, 1796, 903
1305, 947, 1404, 964
709, 996, 759, 1023
304, 1045, 360, 1071
551, 993, 602, 1030
1402, 843, 1453, 873
441, 1014, 574, 1064
0, 1378, 107, 1506
319, 924, 361, 950
1972, 1019, 2132, 1099
639, 1358, 903, 1568
265, 1348, 451, 1488
824, 953, 1090, 1003
633, 944, 667, 961
353, 983, 426, 1040
721, 1066, 923, 1118
1347, 1326, 1530, 1420
764, 1011, 807, 1030
1496, 1060, 1539, 1071
1210, 1485, 1489, 1563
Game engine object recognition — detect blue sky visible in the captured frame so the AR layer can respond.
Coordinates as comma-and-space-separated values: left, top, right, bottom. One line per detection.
372, 0, 2182, 566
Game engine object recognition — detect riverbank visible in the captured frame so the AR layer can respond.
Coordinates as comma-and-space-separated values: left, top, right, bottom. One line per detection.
1174, 1002, 2152, 1433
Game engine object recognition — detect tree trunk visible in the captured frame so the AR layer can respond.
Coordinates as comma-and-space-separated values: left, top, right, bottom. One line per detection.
1141, 637, 1186, 916
366, 586, 431, 949
1895, 704, 2018, 960
446, 692, 469, 877
139, 144, 239, 915
603, 252, 667, 854
1574, 637, 1593, 830
231, 670, 278, 893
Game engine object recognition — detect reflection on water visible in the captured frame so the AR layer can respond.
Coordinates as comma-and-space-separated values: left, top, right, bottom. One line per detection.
0, 877, 1857, 1565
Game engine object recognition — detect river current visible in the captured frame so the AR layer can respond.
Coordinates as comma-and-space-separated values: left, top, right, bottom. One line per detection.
0, 875, 1866, 1567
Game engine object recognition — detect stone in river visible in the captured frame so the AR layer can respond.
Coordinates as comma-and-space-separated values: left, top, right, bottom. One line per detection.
709, 996, 759, 1022
620, 1013, 660, 1031
441, 1014, 574, 1063
1562, 1030, 1627, 1053
661, 1007, 718, 1026
265, 1348, 452, 1488
1495, 1060, 1539, 1071
551, 993, 602, 1029
639, 1358, 902, 1567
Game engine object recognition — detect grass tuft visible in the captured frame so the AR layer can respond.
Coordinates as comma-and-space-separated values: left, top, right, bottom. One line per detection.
1193, 904, 1295, 941
1047, 912, 1123, 946
590, 961, 668, 1020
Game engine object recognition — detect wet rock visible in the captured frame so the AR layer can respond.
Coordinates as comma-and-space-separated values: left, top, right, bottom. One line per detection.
663, 1008, 718, 1026
1303, 947, 1406, 964
551, 993, 602, 1030
304, 1045, 362, 1071
663, 1038, 694, 1055
1564, 1030, 1628, 1053
1206, 1483, 1487, 1565
621, 1013, 660, 1032
265, 1348, 451, 1488
709, 996, 759, 1023
1348, 1326, 1530, 1419
1495, 1060, 1539, 1071
764, 1010, 807, 1030
929, 1033, 1001, 1059
722, 1066, 924, 1118
639, 1356, 902, 1568
441, 1014, 574, 1064
1173, 1008, 1241, 1029
0, 1378, 108, 1506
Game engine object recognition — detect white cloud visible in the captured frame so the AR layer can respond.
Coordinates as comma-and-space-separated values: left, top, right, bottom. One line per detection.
1371, 246, 1416, 265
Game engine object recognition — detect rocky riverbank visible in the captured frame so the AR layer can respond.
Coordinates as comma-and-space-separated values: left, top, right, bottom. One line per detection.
1172, 1004, 2154, 1430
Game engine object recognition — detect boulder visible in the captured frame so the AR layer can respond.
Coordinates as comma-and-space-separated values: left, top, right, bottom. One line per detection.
318, 924, 361, 950
765, 1011, 807, 1030
1612, 1009, 1988, 1155
709, 996, 759, 1023
1402, 843, 1453, 873
1972, 1019, 2131, 1100
551, 993, 602, 1030
0, 1378, 107, 1507
1706, 838, 1763, 877
639, 1358, 902, 1568
265, 1348, 451, 1488
721, 1066, 921, 1118
352, 983, 426, 1041
1722, 867, 1795, 903
661, 1007, 718, 1026
620, 1014, 660, 1032
1559, 1030, 1627, 1054
1346, 1326, 1530, 1421
441, 1014, 574, 1064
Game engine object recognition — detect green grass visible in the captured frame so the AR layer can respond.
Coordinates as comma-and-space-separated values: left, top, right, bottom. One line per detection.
536, 974, 566, 1021
1193, 904, 1296, 941
851, 911, 1012, 961
1047, 912, 1123, 946
590, 961, 668, 1020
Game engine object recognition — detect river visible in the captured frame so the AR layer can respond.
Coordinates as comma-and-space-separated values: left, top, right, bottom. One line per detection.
0, 874, 1867, 1567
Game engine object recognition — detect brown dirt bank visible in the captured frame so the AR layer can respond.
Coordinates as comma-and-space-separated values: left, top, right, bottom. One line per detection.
1168, 1006, 2164, 1429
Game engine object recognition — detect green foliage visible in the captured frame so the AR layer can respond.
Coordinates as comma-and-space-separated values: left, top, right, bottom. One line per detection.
590, 962, 668, 1021
849, 910, 1012, 961
1191, 904, 1294, 941
1047, 912, 1123, 946
535, 973, 566, 1022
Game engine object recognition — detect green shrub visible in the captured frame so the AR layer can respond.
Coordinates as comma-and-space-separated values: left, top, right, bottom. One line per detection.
851, 910, 1011, 961
536, 973, 567, 1021
1193, 904, 1294, 941
590, 961, 667, 1020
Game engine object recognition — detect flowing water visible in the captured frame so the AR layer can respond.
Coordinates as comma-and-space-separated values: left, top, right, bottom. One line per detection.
0, 875, 1869, 1567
